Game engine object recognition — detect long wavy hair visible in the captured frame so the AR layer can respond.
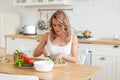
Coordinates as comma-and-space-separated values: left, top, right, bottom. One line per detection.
49, 10, 71, 43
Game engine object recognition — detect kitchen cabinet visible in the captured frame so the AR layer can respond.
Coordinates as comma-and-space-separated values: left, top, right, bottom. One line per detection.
91, 44, 120, 80
14, 0, 28, 5
6, 37, 40, 57
13, 0, 73, 6
0, 12, 20, 48
78, 43, 120, 80
117, 58, 120, 80
92, 55, 116, 80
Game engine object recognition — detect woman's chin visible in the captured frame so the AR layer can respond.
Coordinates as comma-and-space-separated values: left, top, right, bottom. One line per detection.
56, 32, 62, 36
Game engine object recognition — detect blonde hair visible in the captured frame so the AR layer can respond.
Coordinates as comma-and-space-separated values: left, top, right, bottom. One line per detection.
49, 10, 71, 42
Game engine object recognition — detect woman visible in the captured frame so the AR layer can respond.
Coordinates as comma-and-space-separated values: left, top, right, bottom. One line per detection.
33, 10, 78, 63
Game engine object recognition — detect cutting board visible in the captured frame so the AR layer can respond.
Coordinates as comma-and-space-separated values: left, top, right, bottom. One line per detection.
0, 73, 39, 80
54, 62, 67, 66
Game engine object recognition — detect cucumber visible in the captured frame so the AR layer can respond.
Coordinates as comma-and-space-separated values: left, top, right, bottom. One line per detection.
22, 63, 33, 67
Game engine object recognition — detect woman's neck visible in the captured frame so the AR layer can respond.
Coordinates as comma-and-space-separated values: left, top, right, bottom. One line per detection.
56, 33, 65, 40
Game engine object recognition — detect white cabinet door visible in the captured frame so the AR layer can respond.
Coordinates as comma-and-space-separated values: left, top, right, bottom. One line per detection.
92, 55, 116, 80
117, 58, 120, 80
6, 38, 23, 54
6, 37, 40, 56
91, 44, 118, 80
19, 39, 40, 57
0, 13, 20, 48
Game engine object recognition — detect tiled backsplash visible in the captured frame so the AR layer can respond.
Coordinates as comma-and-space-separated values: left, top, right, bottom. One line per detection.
0, 0, 120, 38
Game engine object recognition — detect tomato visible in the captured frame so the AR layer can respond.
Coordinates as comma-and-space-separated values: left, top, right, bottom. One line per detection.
24, 57, 35, 64
18, 54, 22, 59
18, 54, 26, 59
17, 53, 35, 64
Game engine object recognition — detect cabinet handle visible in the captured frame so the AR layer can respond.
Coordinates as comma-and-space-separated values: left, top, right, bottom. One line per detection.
100, 57, 105, 60
12, 38, 15, 40
88, 51, 92, 53
113, 45, 119, 48
37, 40, 40, 42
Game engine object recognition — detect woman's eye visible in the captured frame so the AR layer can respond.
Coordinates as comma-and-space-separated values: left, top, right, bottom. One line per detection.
58, 24, 62, 27
53, 24, 56, 27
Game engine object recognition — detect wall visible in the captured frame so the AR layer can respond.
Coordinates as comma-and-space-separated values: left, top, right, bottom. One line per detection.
0, 0, 120, 38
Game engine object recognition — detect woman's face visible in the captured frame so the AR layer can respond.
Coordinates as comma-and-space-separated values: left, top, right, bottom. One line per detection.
52, 18, 63, 36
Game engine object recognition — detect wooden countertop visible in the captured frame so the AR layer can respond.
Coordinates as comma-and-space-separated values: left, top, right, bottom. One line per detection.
5, 34, 120, 45
78, 38, 120, 45
0, 54, 100, 80
5, 34, 43, 40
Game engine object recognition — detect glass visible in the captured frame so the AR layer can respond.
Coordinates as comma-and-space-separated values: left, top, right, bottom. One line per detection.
113, 34, 120, 40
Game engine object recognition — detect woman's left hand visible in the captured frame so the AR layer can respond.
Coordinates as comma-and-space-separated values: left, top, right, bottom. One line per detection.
54, 54, 64, 63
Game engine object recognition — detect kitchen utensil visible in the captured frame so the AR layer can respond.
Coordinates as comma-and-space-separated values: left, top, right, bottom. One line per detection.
34, 60, 54, 72
45, 12, 49, 30
82, 30, 91, 37
37, 11, 46, 30
113, 34, 120, 40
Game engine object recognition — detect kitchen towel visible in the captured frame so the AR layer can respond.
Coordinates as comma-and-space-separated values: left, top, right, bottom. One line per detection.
0, 73, 39, 80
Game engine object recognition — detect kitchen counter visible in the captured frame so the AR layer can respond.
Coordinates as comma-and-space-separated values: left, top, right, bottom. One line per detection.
5, 34, 120, 45
5, 34, 43, 40
0, 54, 100, 80
78, 38, 120, 45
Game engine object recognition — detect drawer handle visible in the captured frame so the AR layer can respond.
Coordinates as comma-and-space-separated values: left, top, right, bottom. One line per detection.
113, 45, 119, 48
12, 38, 15, 40
88, 51, 92, 53
37, 40, 40, 42
100, 57, 105, 60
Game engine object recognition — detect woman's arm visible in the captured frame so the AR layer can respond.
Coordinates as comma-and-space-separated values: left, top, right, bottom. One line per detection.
55, 35, 78, 63
33, 32, 48, 57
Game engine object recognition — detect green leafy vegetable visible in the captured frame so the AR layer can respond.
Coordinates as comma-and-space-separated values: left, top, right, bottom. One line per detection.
14, 59, 25, 67
59, 59, 64, 64
47, 57, 54, 62
47, 57, 64, 64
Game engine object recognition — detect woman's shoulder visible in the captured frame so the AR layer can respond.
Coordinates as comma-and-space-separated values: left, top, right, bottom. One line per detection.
71, 34, 78, 43
72, 34, 77, 40
43, 32, 49, 37
41, 32, 49, 41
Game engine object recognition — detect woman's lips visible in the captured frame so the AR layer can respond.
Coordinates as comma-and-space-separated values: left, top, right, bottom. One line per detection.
56, 30, 60, 33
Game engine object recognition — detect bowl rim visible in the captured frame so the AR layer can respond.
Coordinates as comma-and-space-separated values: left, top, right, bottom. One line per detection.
34, 60, 54, 65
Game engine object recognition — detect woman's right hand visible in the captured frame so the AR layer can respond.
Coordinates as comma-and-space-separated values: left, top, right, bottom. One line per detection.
43, 48, 50, 57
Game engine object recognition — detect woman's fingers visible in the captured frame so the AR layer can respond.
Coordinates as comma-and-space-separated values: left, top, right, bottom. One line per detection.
54, 57, 60, 63
43, 48, 50, 57
54, 54, 64, 63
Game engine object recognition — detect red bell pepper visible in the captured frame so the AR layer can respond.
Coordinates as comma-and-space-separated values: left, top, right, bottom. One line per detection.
24, 57, 35, 64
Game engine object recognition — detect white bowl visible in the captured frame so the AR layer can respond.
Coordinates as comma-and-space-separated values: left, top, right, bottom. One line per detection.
33, 60, 54, 72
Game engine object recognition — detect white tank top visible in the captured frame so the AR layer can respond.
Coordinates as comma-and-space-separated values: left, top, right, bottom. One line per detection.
47, 34, 72, 58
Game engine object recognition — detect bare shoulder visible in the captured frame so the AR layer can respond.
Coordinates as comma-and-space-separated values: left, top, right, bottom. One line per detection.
72, 34, 77, 40
43, 32, 49, 38
72, 34, 78, 44
41, 32, 49, 42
